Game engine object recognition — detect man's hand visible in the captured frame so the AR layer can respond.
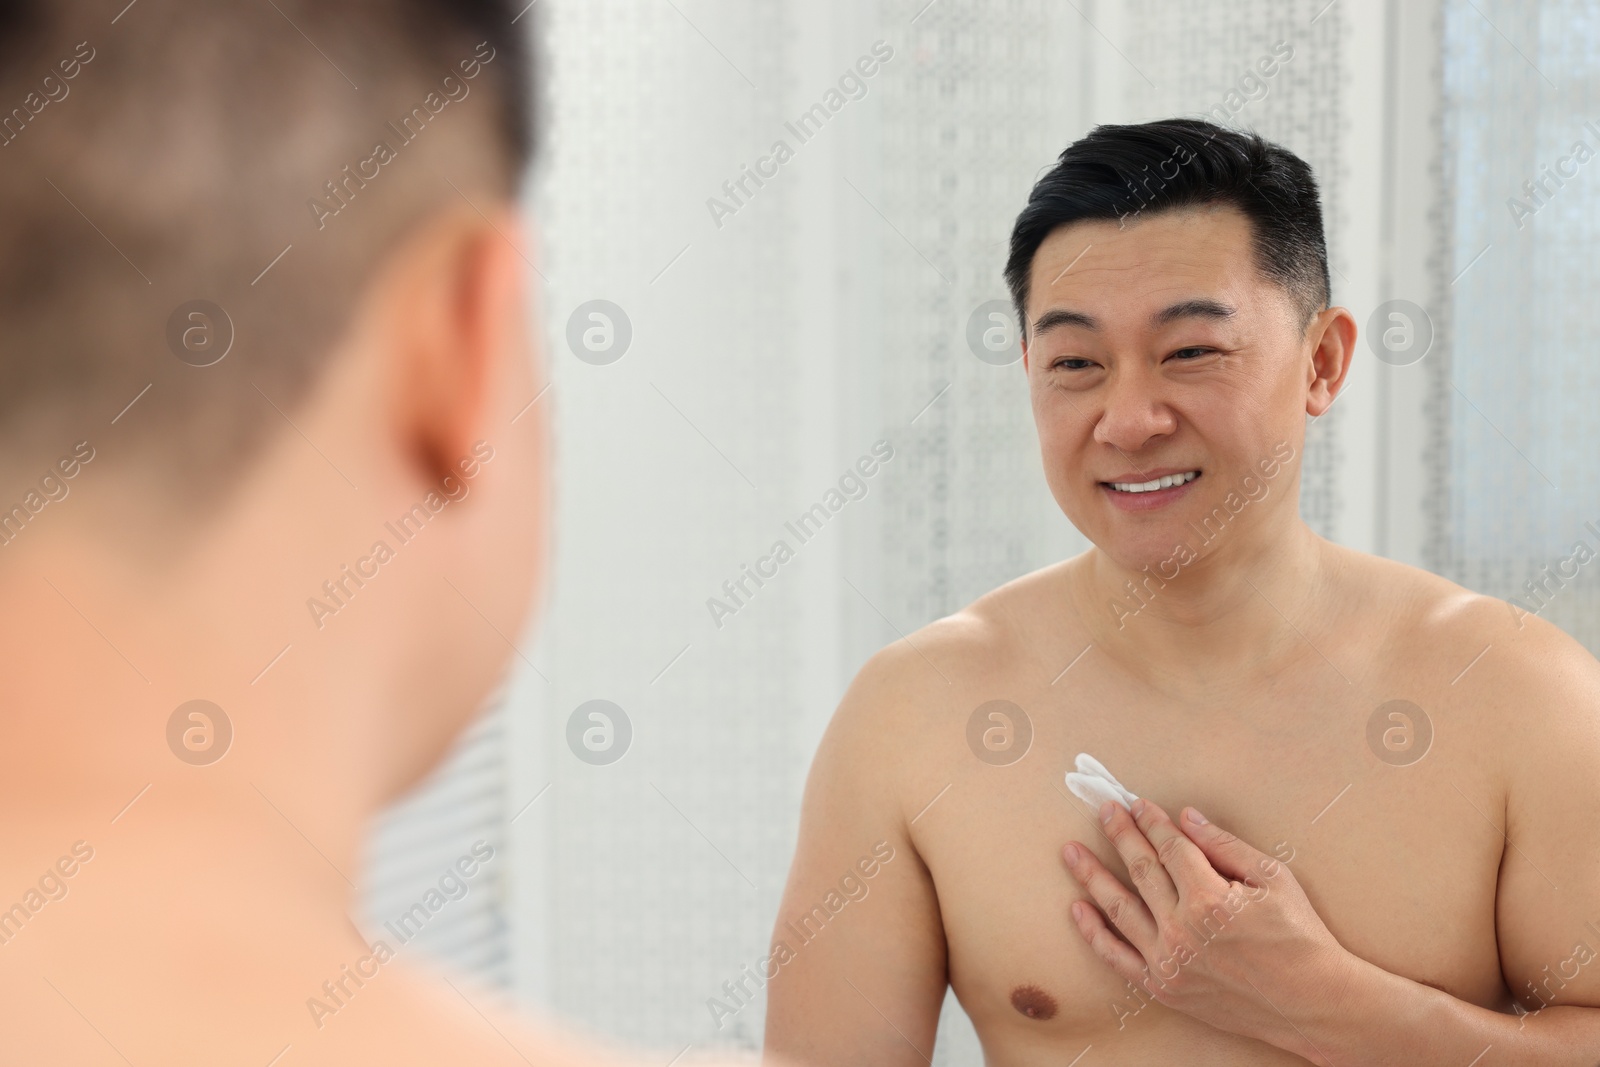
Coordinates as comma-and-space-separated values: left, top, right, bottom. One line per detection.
1062, 799, 1356, 1055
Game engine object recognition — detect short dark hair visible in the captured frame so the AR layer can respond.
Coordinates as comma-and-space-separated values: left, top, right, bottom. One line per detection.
0, 0, 538, 506
1004, 118, 1330, 340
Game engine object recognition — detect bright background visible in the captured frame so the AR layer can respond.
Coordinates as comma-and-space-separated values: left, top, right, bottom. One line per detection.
359, 0, 1600, 1061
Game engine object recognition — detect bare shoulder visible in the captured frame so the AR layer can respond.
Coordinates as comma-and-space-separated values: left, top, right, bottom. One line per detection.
833, 559, 1073, 730
816, 559, 1077, 804
1425, 581, 1600, 782
1333, 544, 1600, 744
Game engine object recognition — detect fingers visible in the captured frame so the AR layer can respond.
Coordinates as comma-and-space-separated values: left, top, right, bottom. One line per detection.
1063, 840, 1158, 951
1129, 799, 1232, 900
1179, 807, 1281, 886
1098, 800, 1180, 914
1069, 896, 1149, 990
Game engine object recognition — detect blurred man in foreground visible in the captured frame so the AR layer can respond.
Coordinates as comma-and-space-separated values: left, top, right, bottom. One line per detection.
0, 2, 752, 1063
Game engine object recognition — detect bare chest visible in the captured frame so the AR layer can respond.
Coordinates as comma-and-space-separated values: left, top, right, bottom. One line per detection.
905, 661, 1510, 1061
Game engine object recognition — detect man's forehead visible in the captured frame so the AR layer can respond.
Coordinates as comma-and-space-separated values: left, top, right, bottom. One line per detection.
1027, 206, 1261, 329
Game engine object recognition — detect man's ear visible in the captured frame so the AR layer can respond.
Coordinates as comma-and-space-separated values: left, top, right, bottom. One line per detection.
380, 203, 522, 490
1021, 329, 1030, 374
1305, 306, 1357, 417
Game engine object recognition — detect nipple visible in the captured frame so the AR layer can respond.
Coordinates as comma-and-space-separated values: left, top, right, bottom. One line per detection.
1010, 983, 1059, 1020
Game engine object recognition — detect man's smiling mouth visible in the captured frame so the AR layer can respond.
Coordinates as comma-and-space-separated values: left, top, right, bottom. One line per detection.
1104, 470, 1201, 494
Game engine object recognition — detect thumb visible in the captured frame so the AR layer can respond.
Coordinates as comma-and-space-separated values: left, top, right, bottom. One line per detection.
1181, 808, 1273, 885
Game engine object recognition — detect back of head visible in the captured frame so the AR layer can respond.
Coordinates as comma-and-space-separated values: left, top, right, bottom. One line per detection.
0, 0, 537, 542
1004, 118, 1330, 338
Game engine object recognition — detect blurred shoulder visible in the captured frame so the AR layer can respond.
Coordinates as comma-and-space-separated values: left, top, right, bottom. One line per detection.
323, 963, 762, 1067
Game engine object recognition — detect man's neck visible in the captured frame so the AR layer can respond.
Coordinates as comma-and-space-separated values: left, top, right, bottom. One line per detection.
1074, 515, 1335, 691
0, 537, 382, 939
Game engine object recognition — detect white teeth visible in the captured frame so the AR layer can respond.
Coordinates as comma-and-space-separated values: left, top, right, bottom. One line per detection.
1109, 471, 1198, 493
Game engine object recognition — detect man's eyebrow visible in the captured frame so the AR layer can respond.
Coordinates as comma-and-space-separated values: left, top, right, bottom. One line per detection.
1151, 298, 1236, 327
1031, 307, 1097, 335
1031, 298, 1237, 336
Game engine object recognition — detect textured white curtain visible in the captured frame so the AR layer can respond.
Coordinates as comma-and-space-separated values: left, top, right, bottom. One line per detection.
1436, 0, 1600, 650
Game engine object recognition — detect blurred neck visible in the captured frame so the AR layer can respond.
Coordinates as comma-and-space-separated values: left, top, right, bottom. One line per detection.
0, 463, 396, 910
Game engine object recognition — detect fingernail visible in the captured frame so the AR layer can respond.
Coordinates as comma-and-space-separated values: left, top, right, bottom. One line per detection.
1070, 901, 1083, 922
1130, 798, 1146, 818
1187, 807, 1208, 825
1064, 842, 1081, 865
1099, 802, 1115, 825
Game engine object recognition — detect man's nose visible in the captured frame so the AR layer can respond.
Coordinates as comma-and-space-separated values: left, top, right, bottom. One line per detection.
1092, 364, 1178, 453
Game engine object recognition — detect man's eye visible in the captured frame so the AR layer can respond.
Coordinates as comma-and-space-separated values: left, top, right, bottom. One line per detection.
1169, 347, 1213, 360
1051, 358, 1095, 370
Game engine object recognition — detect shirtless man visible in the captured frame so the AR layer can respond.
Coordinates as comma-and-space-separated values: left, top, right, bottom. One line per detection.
0, 3, 755, 1065
765, 118, 1600, 1064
